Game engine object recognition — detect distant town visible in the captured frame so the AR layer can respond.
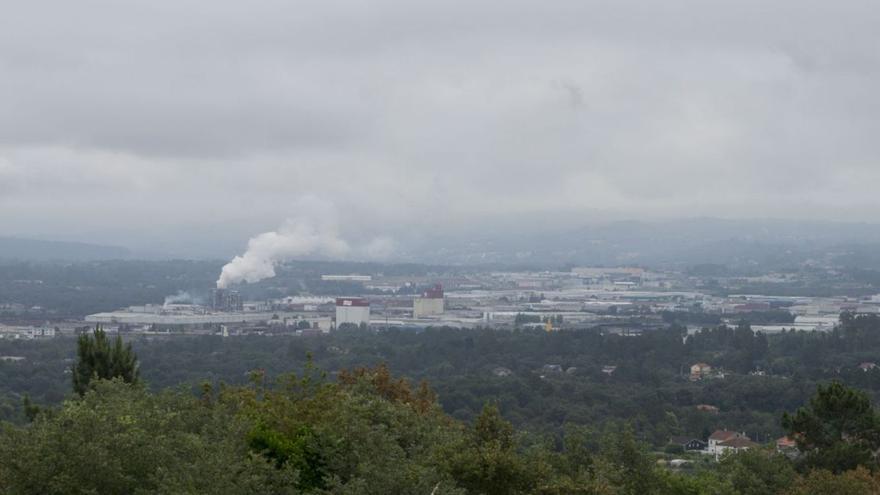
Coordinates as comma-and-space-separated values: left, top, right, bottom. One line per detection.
2, 264, 872, 340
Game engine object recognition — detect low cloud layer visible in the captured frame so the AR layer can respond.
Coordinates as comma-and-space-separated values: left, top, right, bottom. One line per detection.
2, 1, 880, 255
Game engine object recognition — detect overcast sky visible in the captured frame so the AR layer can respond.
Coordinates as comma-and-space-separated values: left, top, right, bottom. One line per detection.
1, 1, 879, 256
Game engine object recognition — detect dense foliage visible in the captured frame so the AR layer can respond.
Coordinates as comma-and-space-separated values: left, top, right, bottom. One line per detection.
0, 366, 667, 494
5, 314, 880, 447
3, 365, 880, 494
3, 321, 880, 493
782, 382, 880, 474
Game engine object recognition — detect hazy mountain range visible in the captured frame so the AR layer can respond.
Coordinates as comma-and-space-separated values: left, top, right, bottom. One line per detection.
0, 237, 130, 261
5, 218, 880, 269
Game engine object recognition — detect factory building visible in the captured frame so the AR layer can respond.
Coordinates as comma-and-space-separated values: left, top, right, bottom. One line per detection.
321, 275, 372, 282
413, 284, 445, 318
210, 289, 243, 312
335, 297, 370, 327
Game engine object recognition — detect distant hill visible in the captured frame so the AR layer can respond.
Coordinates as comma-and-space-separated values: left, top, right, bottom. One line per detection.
396, 217, 880, 270
0, 237, 130, 261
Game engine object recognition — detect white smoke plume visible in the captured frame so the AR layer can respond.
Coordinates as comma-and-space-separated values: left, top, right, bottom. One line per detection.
217, 197, 359, 288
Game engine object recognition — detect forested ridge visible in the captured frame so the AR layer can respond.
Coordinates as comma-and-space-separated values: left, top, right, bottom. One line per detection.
5, 314, 880, 441
4, 316, 880, 492
2, 361, 880, 493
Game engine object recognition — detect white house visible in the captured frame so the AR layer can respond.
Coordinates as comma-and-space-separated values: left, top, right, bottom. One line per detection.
708, 430, 756, 459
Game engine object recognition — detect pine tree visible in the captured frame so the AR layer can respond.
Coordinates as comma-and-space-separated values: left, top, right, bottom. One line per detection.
22, 394, 42, 423
783, 381, 880, 473
72, 326, 140, 396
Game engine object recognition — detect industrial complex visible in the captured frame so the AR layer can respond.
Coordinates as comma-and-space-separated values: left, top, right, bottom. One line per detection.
63, 266, 875, 339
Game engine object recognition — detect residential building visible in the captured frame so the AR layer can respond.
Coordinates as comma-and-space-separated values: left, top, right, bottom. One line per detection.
668, 436, 708, 451
776, 436, 797, 452
859, 362, 877, 372
708, 430, 744, 453
690, 362, 712, 380
708, 430, 754, 459
492, 367, 513, 377
714, 437, 757, 459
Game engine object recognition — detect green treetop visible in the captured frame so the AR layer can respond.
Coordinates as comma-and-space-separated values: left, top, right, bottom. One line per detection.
72, 326, 140, 396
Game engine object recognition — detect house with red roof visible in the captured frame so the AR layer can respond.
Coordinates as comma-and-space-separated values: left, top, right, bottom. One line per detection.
859, 362, 877, 372
695, 404, 720, 414
776, 436, 797, 451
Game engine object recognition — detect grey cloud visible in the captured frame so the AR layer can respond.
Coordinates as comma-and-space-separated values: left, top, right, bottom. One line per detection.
1, 0, 880, 255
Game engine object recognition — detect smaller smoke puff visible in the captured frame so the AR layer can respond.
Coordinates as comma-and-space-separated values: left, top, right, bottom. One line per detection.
163, 290, 196, 307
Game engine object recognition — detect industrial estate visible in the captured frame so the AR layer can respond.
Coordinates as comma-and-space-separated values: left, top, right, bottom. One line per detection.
2, 265, 865, 340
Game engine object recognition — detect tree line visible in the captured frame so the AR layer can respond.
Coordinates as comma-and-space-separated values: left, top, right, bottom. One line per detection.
3, 327, 880, 493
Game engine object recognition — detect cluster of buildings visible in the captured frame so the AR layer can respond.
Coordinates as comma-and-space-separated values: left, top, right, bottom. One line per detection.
669, 430, 784, 461
0, 324, 56, 339
0, 303, 45, 316
9, 265, 878, 339
82, 281, 460, 334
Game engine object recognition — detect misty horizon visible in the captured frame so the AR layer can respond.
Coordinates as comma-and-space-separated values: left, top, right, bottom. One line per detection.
3, 1, 880, 263
7, 215, 880, 270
